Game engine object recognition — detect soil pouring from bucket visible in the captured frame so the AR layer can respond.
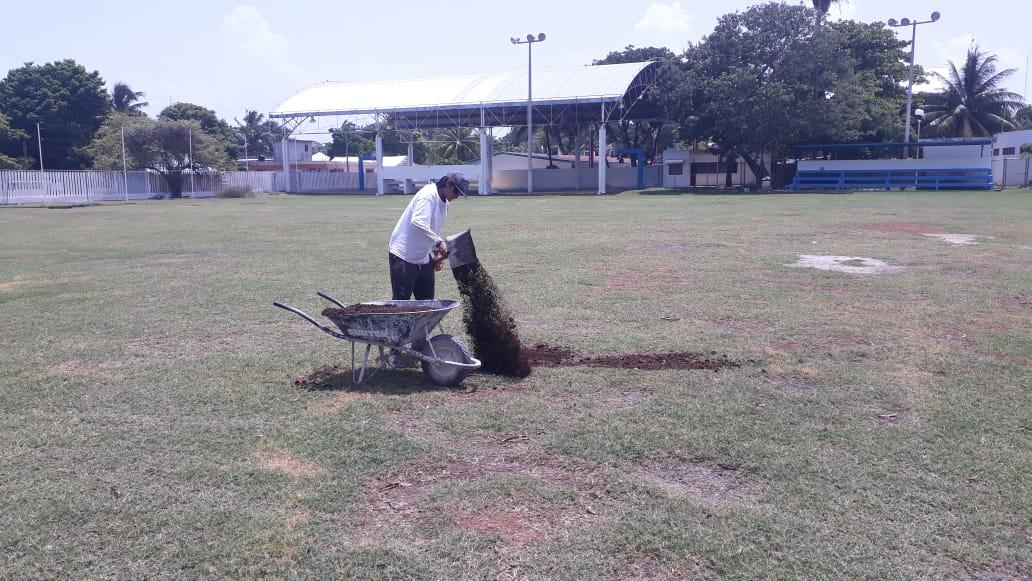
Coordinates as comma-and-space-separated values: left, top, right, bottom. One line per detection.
447, 230, 532, 377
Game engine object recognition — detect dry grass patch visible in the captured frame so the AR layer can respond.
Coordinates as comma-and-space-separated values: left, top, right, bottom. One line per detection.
632, 460, 762, 508
257, 450, 325, 478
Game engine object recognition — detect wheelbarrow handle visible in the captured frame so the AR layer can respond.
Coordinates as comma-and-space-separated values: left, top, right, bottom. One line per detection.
316, 291, 346, 308
273, 301, 329, 331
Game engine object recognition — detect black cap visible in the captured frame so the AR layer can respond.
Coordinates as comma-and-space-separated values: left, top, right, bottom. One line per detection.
446, 172, 469, 196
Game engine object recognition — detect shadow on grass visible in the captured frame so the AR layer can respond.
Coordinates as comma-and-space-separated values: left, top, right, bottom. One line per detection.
296, 364, 454, 396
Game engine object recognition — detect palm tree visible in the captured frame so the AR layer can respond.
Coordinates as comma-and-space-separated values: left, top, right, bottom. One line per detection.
111, 82, 148, 115
234, 110, 277, 158
923, 46, 1025, 138
433, 128, 478, 163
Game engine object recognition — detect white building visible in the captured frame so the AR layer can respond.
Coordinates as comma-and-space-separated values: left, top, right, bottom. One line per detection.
272, 139, 319, 163
992, 129, 1032, 157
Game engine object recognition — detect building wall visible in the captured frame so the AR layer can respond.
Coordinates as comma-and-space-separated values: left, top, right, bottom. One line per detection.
993, 129, 1032, 157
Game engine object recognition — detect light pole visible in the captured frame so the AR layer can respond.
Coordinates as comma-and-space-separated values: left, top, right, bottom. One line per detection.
915, 108, 925, 142
511, 33, 546, 194
888, 12, 941, 145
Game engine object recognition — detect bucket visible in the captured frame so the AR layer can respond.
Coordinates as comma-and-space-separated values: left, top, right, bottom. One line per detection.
445, 229, 478, 269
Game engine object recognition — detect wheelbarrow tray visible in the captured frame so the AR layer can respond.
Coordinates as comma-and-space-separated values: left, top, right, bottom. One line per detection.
322, 300, 458, 346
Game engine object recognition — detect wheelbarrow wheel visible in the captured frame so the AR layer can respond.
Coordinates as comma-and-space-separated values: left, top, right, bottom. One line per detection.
421, 335, 473, 387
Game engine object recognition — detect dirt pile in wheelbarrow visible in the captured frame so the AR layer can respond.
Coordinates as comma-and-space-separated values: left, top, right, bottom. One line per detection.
321, 303, 430, 318
522, 343, 739, 371
452, 262, 532, 378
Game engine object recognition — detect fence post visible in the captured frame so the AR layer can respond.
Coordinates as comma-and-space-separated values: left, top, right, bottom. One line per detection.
1002, 158, 1008, 189
1026, 157, 1030, 188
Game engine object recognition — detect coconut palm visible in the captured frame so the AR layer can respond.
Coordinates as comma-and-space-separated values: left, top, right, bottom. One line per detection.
433, 128, 478, 163
111, 82, 148, 115
923, 46, 1025, 137
234, 110, 277, 158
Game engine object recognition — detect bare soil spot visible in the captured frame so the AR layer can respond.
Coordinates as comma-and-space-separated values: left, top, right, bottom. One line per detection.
521, 343, 739, 371
454, 511, 545, 545
1001, 295, 1032, 311
305, 390, 372, 415
858, 222, 943, 234
294, 365, 348, 391
633, 460, 761, 508
945, 562, 1030, 580
790, 255, 904, 275
257, 451, 324, 477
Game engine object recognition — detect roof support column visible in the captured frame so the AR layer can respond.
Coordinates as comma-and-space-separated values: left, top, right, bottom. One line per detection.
404, 139, 416, 194
281, 136, 292, 192
598, 104, 607, 195
574, 124, 581, 191
479, 107, 491, 195
375, 119, 384, 195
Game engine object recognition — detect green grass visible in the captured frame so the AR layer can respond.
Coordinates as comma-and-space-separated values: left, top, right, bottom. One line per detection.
1, 191, 1030, 579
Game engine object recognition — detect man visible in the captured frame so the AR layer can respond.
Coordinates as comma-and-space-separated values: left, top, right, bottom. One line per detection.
388, 172, 468, 301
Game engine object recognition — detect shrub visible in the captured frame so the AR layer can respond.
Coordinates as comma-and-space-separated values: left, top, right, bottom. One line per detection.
216, 185, 254, 198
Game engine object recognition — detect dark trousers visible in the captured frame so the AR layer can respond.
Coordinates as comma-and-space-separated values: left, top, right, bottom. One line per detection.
389, 253, 435, 301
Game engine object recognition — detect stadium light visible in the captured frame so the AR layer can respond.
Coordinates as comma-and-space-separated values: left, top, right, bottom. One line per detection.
888, 12, 942, 146
511, 33, 548, 194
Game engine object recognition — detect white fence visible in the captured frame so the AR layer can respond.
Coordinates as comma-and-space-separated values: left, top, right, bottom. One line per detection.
992, 157, 1031, 188
0, 170, 280, 205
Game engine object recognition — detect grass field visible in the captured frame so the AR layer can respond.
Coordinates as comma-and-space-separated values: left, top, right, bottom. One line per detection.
1, 190, 1030, 579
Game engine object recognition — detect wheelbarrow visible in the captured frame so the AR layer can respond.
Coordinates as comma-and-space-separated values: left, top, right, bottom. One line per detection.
273, 291, 481, 386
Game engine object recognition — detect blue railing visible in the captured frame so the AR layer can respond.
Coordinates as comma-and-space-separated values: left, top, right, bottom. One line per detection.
789, 168, 994, 191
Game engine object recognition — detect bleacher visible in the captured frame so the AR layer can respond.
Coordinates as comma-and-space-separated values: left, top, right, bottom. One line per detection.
790, 168, 994, 191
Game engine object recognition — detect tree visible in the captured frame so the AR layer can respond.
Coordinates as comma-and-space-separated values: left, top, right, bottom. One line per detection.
111, 82, 148, 116
0, 113, 28, 169
0, 60, 110, 169
922, 47, 1025, 137
87, 114, 232, 197
593, 46, 688, 164
234, 110, 278, 159
680, 3, 912, 180
159, 102, 241, 160
324, 122, 374, 161
430, 128, 479, 163
1016, 106, 1032, 129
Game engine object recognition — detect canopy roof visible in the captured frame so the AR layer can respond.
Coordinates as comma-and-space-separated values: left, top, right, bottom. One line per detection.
272, 61, 661, 129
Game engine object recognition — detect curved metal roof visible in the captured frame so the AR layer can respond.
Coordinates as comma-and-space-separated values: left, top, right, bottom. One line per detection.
272, 61, 661, 129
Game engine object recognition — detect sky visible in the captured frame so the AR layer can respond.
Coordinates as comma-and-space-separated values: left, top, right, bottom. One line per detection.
1, 0, 1029, 141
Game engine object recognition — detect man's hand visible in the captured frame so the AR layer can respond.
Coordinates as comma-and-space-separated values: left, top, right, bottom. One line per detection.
436, 240, 449, 257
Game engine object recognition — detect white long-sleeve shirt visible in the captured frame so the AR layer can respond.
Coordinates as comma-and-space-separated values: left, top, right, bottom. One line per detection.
388, 182, 449, 264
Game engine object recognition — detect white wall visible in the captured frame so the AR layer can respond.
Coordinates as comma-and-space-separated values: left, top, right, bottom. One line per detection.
922, 144, 988, 160
993, 129, 1032, 156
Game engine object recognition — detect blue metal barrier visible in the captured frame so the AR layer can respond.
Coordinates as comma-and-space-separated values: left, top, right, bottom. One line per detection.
789, 168, 993, 191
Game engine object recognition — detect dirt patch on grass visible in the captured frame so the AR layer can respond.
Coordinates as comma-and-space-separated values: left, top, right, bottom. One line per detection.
454, 511, 545, 545
295, 365, 348, 391
790, 255, 904, 275
633, 460, 761, 508
945, 562, 1030, 580
257, 451, 324, 477
521, 343, 738, 371
858, 222, 943, 234
1001, 295, 1032, 311
305, 390, 372, 415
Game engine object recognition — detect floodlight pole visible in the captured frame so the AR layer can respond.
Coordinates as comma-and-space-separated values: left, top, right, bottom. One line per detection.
121, 125, 129, 201
36, 123, 44, 172
512, 33, 547, 194
888, 13, 941, 146
188, 129, 196, 195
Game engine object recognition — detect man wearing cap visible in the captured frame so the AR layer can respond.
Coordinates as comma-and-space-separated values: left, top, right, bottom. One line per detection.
387, 172, 468, 301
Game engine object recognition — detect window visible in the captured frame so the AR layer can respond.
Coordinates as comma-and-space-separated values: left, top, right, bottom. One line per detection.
993, 149, 1000, 156
668, 163, 684, 176
1002, 147, 1016, 155
304, 144, 309, 152
691, 162, 736, 174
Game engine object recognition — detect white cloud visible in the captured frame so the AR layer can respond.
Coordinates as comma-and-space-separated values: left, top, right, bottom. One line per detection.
828, 0, 857, 23
925, 34, 1027, 95
221, 6, 290, 69
634, 2, 693, 35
